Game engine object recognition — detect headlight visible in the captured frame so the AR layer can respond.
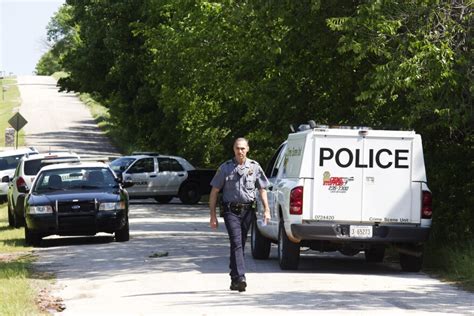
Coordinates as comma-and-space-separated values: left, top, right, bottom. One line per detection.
99, 201, 126, 211
28, 205, 53, 214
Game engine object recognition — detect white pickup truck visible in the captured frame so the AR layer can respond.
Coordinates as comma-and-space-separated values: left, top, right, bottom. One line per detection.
252, 123, 432, 272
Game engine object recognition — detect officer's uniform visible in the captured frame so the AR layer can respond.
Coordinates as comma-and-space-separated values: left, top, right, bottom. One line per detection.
210, 158, 269, 283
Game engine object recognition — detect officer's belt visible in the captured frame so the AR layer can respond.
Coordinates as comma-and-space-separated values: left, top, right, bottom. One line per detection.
223, 202, 254, 213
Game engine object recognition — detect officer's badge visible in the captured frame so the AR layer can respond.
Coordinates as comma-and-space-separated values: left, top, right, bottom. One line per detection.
248, 167, 254, 176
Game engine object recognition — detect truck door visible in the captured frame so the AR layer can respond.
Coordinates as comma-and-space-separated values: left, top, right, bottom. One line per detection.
313, 135, 364, 222
361, 137, 415, 223
263, 143, 286, 238
123, 157, 156, 196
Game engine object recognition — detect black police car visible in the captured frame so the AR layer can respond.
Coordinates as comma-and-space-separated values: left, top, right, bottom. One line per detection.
21, 161, 133, 246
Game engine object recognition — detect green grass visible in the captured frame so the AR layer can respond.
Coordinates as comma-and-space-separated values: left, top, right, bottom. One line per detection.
0, 77, 25, 147
424, 241, 474, 291
0, 204, 44, 315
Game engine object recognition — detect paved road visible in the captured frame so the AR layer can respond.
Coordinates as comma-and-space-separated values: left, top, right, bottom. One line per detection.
17, 76, 119, 156
31, 201, 473, 316
16, 75, 474, 315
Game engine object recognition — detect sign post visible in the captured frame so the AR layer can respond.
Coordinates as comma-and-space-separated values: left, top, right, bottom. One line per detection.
8, 112, 28, 149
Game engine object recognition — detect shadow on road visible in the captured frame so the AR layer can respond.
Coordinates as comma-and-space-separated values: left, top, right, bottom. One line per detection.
32, 203, 474, 314
26, 119, 118, 156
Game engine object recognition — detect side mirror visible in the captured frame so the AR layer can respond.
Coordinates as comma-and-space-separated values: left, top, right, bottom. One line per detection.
18, 185, 29, 194
1, 176, 10, 183
122, 180, 134, 188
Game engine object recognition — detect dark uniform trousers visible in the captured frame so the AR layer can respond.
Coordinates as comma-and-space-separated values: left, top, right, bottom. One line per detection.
222, 203, 254, 281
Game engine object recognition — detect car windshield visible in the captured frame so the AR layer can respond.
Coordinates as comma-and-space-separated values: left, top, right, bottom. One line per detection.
24, 157, 78, 176
110, 157, 136, 172
33, 167, 117, 193
0, 154, 25, 171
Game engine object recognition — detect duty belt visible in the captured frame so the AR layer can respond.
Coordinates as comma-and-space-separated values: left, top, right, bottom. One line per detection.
223, 202, 254, 213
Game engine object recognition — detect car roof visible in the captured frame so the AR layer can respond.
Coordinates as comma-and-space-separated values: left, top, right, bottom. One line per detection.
21, 152, 79, 161
0, 147, 38, 157
39, 161, 109, 171
119, 154, 188, 161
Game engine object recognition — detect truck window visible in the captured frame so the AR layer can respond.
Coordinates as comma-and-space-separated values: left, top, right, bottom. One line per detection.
265, 143, 285, 178
129, 158, 154, 173
273, 145, 288, 178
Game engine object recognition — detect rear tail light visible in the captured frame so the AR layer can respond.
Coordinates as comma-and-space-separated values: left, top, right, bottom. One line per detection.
290, 186, 303, 215
16, 176, 26, 189
421, 191, 432, 219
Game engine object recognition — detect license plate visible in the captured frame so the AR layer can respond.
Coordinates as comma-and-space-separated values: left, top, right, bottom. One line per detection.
349, 225, 373, 238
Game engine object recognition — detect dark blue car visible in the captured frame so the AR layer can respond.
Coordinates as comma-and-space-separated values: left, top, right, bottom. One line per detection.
22, 161, 133, 246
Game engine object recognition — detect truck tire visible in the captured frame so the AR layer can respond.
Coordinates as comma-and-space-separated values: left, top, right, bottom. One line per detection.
24, 225, 42, 247
251, 215, 271, 259
365, 247, 385, 262
399, 252, 423, 272
155, 196, 173, 204
115, 217, 130, 242
179, 182, 201, 204
278, 220, 300, 270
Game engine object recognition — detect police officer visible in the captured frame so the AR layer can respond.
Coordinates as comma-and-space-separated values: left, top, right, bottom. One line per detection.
209, 137, 271, 292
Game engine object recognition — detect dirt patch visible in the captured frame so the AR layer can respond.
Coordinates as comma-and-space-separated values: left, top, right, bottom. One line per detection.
35, 286, 66, 314
0, 252, 29, 262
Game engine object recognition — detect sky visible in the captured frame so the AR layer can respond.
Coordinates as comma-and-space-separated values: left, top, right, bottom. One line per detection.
0, 0, 65, 76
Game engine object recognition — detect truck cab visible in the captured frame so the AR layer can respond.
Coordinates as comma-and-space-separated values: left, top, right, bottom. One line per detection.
252, 123, 432, 272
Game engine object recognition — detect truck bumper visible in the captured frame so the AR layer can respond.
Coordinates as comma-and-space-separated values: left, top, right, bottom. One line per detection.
291, 222, 430, 243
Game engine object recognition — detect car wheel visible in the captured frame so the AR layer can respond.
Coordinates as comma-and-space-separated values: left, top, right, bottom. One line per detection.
399, 252, 423, 272
24, 225, 42, 247
115, 217, 130, 242
365, 246, 385, 263
7, 202, 15, 227
155, 196, 173, 204
179, 182, 201, 204
251, 214, 271, 259
278, 220, 300, 270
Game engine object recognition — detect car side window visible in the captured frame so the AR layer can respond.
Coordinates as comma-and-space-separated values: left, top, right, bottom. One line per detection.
128, 158, 155, 173
158, 158, 184, 172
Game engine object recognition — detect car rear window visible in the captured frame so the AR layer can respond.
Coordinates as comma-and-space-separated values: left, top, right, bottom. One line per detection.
0, 154, 25, 171
24, 157, 77, 176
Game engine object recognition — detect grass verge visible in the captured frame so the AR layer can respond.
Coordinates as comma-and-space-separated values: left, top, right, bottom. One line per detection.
0, 77, 25, 147
0, 203, 41, 315
424, 241, 474, 291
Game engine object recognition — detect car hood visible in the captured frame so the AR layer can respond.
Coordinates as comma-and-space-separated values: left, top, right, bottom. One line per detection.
29, 190, 121, 204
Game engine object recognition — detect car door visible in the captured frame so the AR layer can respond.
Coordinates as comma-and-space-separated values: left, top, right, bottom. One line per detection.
156, 158, 186, 194
123, 157, 156, 196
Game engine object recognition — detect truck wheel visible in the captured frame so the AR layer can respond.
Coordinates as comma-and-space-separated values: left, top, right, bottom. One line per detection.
251, 215, 271, 259
155, 196, 173, 204
278, 221, 300, 270
365, 247, 385, 263
24, 225, 42, 247
179, 183, 201, 204
115, 217, 130, 242
399, 252, 423, 272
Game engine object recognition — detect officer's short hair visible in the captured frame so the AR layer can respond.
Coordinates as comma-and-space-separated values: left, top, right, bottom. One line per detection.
234, 137, 249, 148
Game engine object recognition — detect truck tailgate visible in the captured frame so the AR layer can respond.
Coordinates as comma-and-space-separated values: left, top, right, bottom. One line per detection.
312, 133, 418, 224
